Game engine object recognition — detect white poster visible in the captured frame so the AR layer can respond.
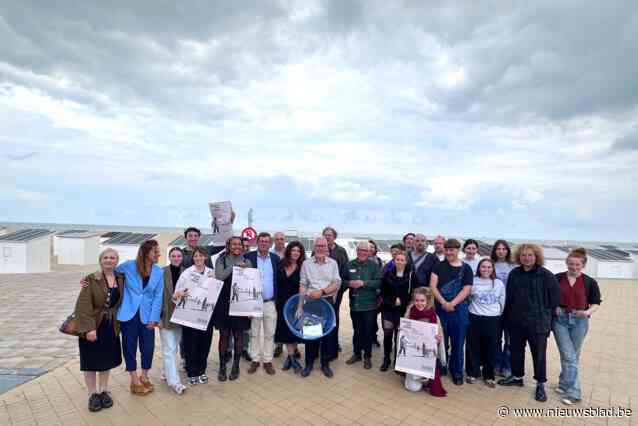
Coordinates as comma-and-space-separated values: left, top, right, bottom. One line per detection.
170, 268, 223, 330
208, 200, 233, 246
229, 266, 263, 317
395, 318, 438, 379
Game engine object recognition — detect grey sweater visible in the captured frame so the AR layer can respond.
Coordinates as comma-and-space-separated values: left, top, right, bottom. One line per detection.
468, 277, 506, 317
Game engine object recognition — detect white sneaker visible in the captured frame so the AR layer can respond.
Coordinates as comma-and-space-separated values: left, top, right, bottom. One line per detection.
561, 397, 580, 405
171, 384, 186, 395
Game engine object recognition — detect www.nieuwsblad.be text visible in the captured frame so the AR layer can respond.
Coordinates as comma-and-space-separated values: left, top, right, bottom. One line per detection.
497, 405, 632, 418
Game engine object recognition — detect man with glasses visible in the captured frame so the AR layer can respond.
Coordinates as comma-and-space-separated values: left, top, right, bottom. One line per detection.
300, 237, 342, 378
343, 241, 381, 369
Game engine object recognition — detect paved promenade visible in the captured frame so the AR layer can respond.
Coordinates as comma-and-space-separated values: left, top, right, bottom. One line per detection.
0, 272, 636, 425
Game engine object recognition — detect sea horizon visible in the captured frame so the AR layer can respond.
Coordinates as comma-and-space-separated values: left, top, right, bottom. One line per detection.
2, 220, 636, 247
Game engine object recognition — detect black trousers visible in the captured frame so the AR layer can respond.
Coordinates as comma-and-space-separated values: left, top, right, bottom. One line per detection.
509, 324, 549, 383
305, 300, 338, 367
467, 313, 501, 380
182, 324, 214, 378
350, 309, 377, 358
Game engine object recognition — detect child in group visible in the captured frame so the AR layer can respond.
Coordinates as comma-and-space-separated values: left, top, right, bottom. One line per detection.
403, 287, 447, 397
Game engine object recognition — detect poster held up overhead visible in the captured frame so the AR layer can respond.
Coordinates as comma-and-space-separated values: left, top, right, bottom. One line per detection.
208, 200, 233, 246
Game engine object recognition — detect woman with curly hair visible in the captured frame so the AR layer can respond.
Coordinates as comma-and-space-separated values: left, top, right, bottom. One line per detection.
498, 244, 560, 403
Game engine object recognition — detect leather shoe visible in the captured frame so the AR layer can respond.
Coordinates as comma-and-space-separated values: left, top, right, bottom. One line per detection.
242, 350, 252, 362
291, 358, 303, 374
345, 355, 362, 365
88, 393, 102, 412
363, 358, 372, 369
282, 356, 292, 371
98, 391, 113, 409
273, 344, 283, 358
535, 383, 547, 402
452, 376, 463, 386
301, 364, 313, 378
263, 362, 276, 375
321, 365, 334, 378
247, 362, 260, 374
498, 376, 524, 387
379, 357, 391, 372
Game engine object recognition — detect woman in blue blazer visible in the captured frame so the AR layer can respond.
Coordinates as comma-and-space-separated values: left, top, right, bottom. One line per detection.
116, 240, 164, 395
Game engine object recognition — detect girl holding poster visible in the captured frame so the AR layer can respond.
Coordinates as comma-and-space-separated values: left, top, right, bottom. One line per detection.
213, 236, 254, 382
404, 288, 447, 397
173, 248, 217, 386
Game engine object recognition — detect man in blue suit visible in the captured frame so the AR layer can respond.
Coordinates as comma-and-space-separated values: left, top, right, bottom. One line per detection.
244, 232, 280, 375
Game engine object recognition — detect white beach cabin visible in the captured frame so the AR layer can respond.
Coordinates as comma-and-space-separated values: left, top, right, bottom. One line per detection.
100, 233, 156, 262
0, 229, 53, 273
542, 246, 569, 274
585, 249, 634, 279
56, 232, 101, 265
53, 229, 88, 257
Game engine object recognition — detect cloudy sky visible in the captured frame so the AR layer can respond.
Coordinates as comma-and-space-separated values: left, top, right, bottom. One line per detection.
1, 1, 637, 241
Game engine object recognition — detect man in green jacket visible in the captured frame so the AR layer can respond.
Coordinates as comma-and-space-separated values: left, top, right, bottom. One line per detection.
344, 241, 381, 369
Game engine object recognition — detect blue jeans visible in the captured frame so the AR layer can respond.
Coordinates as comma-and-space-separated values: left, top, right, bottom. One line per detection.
436, 303, 469, 379
552, 310, 589, 400
120, 311, 155, 371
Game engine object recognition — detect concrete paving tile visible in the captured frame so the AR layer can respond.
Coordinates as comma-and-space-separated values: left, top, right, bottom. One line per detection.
0, 277, 636, 426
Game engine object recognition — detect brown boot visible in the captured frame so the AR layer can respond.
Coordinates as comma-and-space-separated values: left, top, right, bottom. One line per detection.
139, 376, 154, 392
263, 362, 276, 375
247, 362, 260, 374
130, 382, 151, 396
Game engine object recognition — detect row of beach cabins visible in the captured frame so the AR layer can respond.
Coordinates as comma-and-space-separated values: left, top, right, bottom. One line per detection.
1, 227, 638, 280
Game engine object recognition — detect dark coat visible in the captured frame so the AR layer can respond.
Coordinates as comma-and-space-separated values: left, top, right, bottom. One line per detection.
325, 244, 349, 279
411, 252, 439, 287
379, 265, 417, 317
160, 265, 184, 329
503, 265, 560, 334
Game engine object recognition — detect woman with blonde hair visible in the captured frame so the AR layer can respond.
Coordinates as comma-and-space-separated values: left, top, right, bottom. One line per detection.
74, 248, 125, 412
552, 248, 601, 405
403, 287, 446, 397
498, 244, 560, 403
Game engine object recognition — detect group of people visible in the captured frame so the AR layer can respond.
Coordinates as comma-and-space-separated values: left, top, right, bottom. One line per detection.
72, 224, 602, 413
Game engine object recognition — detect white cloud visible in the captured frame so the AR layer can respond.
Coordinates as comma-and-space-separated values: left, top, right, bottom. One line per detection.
0, 1, 637, 240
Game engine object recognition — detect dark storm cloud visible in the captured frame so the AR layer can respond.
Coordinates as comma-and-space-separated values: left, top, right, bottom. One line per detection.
1, 1, 637, 124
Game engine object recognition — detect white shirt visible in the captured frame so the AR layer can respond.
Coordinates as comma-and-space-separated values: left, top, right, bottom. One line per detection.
300, 256, 341, 292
